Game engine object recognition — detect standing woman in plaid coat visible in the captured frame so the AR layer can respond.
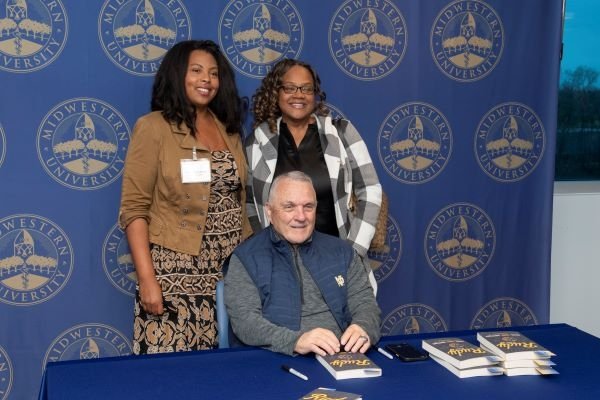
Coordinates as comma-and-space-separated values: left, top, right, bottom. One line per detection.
245, 59, 382, 288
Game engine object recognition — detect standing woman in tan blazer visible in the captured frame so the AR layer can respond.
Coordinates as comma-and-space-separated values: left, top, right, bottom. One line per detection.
119, 40, 252, 354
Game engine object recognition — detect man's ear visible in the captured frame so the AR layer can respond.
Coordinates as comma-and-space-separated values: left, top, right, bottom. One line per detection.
265, 203, 272, 223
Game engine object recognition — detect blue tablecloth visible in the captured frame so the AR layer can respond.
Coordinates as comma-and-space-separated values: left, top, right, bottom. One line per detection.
39, 324, 600, 399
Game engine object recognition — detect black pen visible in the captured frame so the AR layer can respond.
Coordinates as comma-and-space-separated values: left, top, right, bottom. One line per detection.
281, 364, 308, 380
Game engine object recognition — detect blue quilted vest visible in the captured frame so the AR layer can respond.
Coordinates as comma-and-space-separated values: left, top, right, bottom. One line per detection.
231, 226, 354, 331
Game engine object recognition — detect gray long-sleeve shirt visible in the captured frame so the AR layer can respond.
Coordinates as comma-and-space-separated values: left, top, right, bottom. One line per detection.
224, 248, 381, 355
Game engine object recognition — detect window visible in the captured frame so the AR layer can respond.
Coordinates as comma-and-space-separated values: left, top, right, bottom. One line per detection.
555, 0, 600, 180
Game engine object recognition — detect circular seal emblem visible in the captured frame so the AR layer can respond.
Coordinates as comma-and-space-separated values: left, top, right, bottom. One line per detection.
0, 214, 73, 306
471, 297, 538, 329
366, 215, 402, 284
98, 0, 191, 76
102, 224, 136, 296
325, 102, 347, 121
430, 0, 503, 82
475, 102, 545, 182
381, 303, 447, 336
0, 345, 13, 400
218, 0, 303, 79
329, 0, 407, 81
0, 0, 68, 73
424, 203, 495, 282
43, 323, 132, 368
0, 122, 6, 169
378, 102, 452, 184
36, 97, 131, 190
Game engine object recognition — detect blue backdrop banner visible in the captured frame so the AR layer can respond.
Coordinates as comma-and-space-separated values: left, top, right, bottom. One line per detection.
0, 1, 561, 398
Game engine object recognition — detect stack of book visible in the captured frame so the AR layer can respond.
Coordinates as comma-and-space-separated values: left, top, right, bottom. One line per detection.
477, 331, 558, 376
421, 337, 504, 378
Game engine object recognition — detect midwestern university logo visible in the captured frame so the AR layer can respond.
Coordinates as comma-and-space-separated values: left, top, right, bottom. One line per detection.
329, 0, 407, 81
430, 0, 503, 82
471, 297, 538, 330
367, 215, 402, 284
43, 323, 132, 367
0, 214, 73, 306
377, 102, 452, 184
475, 102, 545, 182
218, 0, 302, 79
0, 0, 67, 73
381, 303, 447, 336
102, 224, 136, 296
425, 203, 495, 282
0, 122, 5, 169
98, 0, 191, 76
36, 97, 130, 190
0, 345, 13, 400
325, 102, 347, 121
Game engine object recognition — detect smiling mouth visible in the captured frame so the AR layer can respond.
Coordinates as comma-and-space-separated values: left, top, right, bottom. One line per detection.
290, 224, 308, 229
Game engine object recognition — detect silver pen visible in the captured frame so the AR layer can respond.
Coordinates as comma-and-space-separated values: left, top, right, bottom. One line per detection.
281, 364, 309, 380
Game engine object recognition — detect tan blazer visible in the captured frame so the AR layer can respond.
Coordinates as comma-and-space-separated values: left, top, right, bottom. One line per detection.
119, 111, 252, 255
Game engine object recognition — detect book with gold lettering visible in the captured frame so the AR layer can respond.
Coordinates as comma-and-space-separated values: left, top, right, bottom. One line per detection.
316, 352, 381, 380
500, 358, 556, 369
503, 366, 559, 376
429, 354, 504, 378
299, 387, 362, 400
422, 337, 502, 369
476, 331, 556, 361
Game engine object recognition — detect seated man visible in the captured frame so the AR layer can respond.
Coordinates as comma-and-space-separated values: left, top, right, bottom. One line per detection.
224, 171, 381, 356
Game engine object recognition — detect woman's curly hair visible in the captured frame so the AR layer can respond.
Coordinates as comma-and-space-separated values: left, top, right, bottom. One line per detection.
252, 59, 329, 132
151, 40, 244, 136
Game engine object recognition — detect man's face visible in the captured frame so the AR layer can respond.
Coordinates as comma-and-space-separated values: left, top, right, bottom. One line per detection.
266, 178, 316, 244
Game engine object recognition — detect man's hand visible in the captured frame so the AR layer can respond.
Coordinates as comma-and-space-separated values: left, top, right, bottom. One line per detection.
340, 324, 370, 353
294, 328, 341, 356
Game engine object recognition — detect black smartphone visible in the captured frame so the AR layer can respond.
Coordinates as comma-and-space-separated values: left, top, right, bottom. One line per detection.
385, 343, 429, 362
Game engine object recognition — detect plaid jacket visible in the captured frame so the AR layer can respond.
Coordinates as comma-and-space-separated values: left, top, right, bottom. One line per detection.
245, 115, 382, 256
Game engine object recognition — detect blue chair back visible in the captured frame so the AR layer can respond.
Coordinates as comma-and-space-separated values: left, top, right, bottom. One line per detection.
216, 280, 229, 349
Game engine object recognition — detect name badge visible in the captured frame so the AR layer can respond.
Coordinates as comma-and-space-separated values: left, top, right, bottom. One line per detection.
180, 158, 211, 183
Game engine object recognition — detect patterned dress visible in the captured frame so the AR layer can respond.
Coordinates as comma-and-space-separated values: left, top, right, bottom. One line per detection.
133, 151, 243, 354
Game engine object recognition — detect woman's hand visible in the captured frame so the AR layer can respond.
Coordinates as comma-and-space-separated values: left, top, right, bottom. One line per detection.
138, 278, 164, 315
125, 219, 164, 315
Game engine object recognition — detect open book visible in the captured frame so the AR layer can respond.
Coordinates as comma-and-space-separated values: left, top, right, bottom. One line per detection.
316, 352, 381, 380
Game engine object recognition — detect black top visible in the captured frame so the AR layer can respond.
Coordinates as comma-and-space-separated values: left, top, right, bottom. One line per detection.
274, 122, 339, 237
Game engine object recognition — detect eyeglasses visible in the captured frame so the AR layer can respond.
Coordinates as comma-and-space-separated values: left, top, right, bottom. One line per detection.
279, 84, 315, 95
